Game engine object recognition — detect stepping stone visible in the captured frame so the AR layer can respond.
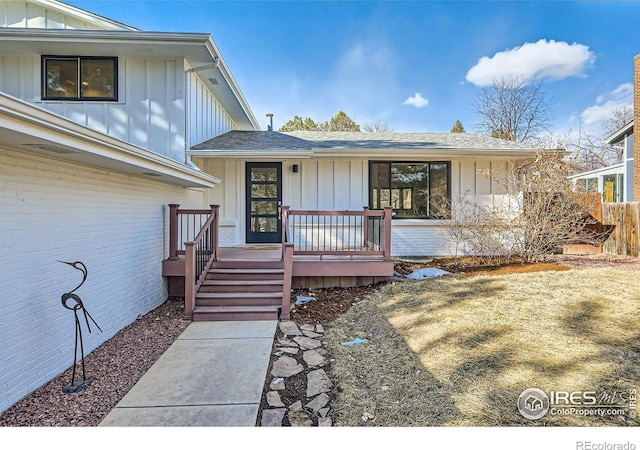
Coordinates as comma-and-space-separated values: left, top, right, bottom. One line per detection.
270, 377, 285, 391
316, 325, 325, 333
278, 337, 297, 347
303, 349, 325, 367
300, 324, 316, 332
261, 408, 285, 427
318, 417, 332, 427
307, 369, 333, 397
293, 336, 322, 350
271, 356, 303, 378
267, 391, 285, 407
289, 411, 312, 427
305, 393, 330, 412
279, 321, 302, 336
289, 400, 303, 412
276, 346, 299, 355
302, 330, 323, 339
318, 407, 330, 418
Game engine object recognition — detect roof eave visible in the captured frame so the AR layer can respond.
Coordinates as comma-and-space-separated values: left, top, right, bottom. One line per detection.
0, 92, 220, 188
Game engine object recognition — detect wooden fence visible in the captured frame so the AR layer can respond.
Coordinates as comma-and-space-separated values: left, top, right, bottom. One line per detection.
602, 202, 640, 257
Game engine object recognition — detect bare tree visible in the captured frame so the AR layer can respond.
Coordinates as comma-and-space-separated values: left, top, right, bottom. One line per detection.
602, 105, 633, 139
362, 119, 392, 133
473, 75, 551, 143
441, 152, 604, 264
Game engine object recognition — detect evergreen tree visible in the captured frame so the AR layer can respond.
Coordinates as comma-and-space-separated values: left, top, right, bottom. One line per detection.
451, 120, 465, 133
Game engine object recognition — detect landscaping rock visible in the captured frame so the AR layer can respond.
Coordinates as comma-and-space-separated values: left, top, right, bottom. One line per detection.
303, 349, 325, 367
307, 369, 333, 397
318, 417, 332, 427
261, 408, 285, 427
271, 356, 304, 378
270, 377, 285, 391
305, 393, 330, 412
302, 330, 323, 339
267, 391, 285, 407
289, 411, 312, 427
289, 400, 303, 412
279, 321, 302, 336
293, 336, 322, 350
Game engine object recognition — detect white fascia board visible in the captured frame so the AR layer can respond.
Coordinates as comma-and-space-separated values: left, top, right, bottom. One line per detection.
0, 93, 220, 188
309, 147, 539, 159
568, 163, 625, 180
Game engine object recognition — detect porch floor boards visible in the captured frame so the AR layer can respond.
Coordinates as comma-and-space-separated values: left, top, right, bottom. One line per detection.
217, 246, 388, 262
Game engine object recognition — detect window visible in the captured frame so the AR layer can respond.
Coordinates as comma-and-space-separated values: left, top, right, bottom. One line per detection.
42, 56, 117, 101
369, 161, 451, 218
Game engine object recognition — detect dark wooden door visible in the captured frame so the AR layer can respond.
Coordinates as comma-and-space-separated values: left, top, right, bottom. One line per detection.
246, 162, 282, 243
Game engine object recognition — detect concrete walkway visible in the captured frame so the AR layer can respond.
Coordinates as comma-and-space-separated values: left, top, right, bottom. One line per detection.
99, 320, 276, 427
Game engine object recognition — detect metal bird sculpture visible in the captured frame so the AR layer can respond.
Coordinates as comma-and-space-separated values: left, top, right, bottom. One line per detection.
58, 261, 102, 393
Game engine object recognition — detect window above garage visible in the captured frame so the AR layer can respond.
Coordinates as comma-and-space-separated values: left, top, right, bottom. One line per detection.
42, 56, 118, 101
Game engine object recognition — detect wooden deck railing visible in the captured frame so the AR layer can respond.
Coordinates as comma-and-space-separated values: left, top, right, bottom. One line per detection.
282, 206, 392, 259
168, 204, 218, 260
170, 204, 219, 320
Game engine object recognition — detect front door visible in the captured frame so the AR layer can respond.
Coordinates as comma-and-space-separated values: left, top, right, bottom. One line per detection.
246, 162, 282, 243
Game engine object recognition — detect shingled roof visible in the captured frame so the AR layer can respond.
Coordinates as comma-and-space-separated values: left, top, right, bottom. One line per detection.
192, 130, 537, 153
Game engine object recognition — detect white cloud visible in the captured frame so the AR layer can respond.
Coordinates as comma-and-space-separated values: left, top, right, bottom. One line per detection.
403, 92, 429, 108
466, 39, 596, 86
580, 83, 633, 127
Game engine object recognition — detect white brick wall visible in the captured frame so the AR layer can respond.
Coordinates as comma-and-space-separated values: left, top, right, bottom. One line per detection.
0, 147, 203, 413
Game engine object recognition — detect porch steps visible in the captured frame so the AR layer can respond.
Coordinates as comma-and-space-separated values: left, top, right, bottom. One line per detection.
193, 259, 286, 322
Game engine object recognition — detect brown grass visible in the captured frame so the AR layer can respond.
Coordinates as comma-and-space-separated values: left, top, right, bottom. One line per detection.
324, 268, 640, 426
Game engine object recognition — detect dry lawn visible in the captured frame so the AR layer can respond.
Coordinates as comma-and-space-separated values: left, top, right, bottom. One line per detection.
325, 268, 640, 426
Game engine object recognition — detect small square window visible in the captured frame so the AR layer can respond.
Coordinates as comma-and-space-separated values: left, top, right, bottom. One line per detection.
43, 56, 117, 101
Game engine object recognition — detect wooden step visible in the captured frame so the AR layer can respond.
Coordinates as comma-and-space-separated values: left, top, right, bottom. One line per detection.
206, 268, 284, 281
211, 260, 284, 270
199, 279, 283, 294
196, 291, 283, 307
193, 305, 279, 321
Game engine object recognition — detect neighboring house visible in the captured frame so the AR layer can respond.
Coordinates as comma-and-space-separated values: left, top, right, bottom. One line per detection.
0, 0, 258, 414
189, 129, 538, 256
568, 120, 634, 203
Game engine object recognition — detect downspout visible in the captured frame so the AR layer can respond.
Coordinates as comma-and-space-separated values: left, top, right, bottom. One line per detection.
184, 58, 220, 169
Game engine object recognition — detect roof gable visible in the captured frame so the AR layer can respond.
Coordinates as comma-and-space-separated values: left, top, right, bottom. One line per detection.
0, 0, 138, 30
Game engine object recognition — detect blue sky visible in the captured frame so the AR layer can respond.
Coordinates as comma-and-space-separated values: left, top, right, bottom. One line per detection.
67, 1, 640, 135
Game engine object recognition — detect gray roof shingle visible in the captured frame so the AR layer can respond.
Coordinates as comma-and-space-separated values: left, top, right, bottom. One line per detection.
191, 130, 537, 152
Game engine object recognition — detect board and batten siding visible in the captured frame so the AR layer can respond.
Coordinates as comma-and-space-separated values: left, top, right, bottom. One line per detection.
0, 0, 117, 30
193, 156, 513, 256
0, 55, 238, 163
0, 146, 204, 414
187, 71, 237, 149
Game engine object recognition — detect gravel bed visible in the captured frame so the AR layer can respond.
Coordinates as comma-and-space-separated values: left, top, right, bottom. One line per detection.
0, 298, 189, 427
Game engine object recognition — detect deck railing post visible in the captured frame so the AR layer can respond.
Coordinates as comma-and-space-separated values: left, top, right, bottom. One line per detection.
210, 204, 220, 260
281, 205, 291, 259
281, 242, 294, 320
168, 204, 180, 260
184, 241, 196, 320
383, 206, 393, 260
362, 206, 370, 248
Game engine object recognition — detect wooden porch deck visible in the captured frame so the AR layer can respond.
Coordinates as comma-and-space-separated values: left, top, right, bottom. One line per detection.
163, 205, 394, 321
